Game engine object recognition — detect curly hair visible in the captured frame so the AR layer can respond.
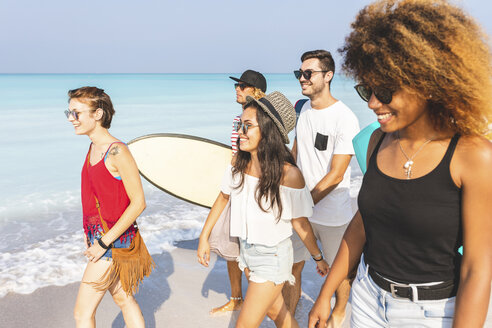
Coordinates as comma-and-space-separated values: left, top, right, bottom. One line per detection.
252, 87, 266, 100
339, 0, 492, 136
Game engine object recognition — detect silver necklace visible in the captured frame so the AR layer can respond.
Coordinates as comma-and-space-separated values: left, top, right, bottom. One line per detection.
397, 132, 434, 179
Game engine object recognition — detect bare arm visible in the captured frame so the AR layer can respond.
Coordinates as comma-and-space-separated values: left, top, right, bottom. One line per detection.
308, 210, 366, 328
311, 154, 352, 204
197, 191, 230, 267
452, 137, 492, 327
85, 144, 146, 261
291, 217, 329, 276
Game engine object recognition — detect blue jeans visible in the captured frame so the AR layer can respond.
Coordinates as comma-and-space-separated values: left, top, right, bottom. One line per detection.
351, 255, 455, 328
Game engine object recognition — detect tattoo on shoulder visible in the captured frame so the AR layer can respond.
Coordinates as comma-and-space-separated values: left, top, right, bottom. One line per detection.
109, 146, 120, 156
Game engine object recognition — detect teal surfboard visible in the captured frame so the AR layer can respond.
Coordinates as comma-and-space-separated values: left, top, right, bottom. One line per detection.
352, 121, 380, 174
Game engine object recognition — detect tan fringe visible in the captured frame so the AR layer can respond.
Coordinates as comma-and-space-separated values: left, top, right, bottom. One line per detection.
88, 230, 155, 295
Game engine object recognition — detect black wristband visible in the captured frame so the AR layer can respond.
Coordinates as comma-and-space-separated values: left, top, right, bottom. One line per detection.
97, 238, 112, 249
312, 253, 323, 261
314, 256, 324, 262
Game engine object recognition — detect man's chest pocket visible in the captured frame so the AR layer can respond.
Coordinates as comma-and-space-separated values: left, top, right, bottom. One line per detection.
314, 132, 328, 151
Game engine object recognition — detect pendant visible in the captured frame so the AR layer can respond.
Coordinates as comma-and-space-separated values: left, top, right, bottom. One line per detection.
403, 160, 413, 179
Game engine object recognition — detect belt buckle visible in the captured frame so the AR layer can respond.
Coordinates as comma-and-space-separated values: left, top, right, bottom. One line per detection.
390, 282, 412, 300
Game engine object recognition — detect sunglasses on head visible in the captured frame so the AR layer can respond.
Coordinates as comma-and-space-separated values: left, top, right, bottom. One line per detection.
233, 120, 259, 134
293, 69, 328, 80
234, 83, 252, 91
354, 84, 393, 105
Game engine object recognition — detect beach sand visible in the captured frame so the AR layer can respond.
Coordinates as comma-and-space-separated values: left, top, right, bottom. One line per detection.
1, 238, 490, 328
0, 239, 348, 328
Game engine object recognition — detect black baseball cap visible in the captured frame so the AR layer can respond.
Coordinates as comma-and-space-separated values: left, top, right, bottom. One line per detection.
229, 70, 267, 93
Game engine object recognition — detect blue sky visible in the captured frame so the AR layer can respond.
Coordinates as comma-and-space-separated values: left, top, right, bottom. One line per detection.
0, 0, 490, 73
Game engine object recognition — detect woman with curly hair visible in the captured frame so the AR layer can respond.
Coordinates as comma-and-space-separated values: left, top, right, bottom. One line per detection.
198, 92, 329, 327
308, 0, 492, 327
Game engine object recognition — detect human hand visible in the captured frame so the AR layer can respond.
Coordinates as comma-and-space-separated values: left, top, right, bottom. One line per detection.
316, 259, 330, 277
308, 296, 331, 328
83, 241, 106, 263
197, 238, 210, 267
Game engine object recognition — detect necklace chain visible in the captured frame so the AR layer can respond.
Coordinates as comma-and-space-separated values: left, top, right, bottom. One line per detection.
397, 132, 434, 179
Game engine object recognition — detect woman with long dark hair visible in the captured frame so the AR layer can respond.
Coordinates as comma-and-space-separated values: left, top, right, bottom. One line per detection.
308, 1, 492, 327
67, 87, 153, 328
198, 91, 329, 327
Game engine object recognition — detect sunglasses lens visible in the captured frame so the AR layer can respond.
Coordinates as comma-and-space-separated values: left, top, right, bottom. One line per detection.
303, 71, 312, 80
233, 121, 240, 132
376, 89, 392, 104
65, 110, 78, 119
355, 84, 372, 102
294, 70, 301, 79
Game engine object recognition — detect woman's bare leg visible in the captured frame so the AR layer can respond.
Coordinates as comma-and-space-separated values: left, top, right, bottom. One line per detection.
108, 280, 144, 328
236, 268, 299, 328
74, 260, 112, 328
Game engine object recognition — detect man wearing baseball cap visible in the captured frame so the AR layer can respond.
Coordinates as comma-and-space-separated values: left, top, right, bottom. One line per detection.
228, 70, 267, 154
208, 70, 267, 314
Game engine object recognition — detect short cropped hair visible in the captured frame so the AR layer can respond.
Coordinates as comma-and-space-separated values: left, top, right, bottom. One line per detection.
339, 0, 492, 136
301, 50, 336, 75
68, 87, 115, 129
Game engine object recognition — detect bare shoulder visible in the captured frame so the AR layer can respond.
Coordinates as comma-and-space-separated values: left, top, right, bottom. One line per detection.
282, 163, 306, 189
108, 142, 132, 162
455, 135, 492, 165
454, 135, 492, 182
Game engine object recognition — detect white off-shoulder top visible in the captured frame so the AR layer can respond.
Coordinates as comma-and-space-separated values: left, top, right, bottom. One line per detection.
221, 165, 314, 246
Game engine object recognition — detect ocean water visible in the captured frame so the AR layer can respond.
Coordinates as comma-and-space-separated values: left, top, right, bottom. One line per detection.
0, 73, 375, 297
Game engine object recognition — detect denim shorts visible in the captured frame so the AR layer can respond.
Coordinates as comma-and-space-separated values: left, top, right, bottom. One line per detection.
351, 254, 456, 328
87, 228, 132, 261
237, 238, 295, 285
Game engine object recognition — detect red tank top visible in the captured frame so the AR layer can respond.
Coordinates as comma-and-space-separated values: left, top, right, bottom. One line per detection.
81, 142, 136, 242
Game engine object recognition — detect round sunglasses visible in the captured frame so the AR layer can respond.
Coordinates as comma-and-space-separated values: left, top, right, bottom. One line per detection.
354, 84, 393, 104
64, 109, 94, 120
233, 121, 259, 134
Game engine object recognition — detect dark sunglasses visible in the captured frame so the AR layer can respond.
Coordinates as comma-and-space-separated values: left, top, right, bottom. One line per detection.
234, 83, 252, 91
354, 84, 393, 105
293, 69, 328, 80
233, 121, 259, 134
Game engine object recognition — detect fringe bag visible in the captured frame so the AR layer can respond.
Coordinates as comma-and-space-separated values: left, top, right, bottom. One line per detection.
90, 196, 155, 295
208, 200, 239, 261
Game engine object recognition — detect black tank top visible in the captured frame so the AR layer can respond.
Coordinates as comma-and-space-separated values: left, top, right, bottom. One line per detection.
358, 133, 462, 283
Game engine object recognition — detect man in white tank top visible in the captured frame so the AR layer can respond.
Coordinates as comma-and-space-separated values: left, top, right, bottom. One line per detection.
283, 50, 360, 328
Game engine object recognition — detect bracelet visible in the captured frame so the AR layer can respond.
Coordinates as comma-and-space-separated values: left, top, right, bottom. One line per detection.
97, 238, 112, 250
311, 253, 323, 262
230, 297, 242, 301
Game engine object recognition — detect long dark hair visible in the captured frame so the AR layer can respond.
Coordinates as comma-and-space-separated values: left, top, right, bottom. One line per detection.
233, 102, 296, 220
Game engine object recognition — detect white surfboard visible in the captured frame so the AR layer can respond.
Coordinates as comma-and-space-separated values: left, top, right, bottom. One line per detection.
128, 133, 232, 208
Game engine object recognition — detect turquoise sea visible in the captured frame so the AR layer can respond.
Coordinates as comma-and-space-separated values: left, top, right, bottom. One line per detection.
0, 73, 375, 297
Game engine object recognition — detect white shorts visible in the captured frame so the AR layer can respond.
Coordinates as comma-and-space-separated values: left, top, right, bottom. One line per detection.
291, 221, 349, 265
